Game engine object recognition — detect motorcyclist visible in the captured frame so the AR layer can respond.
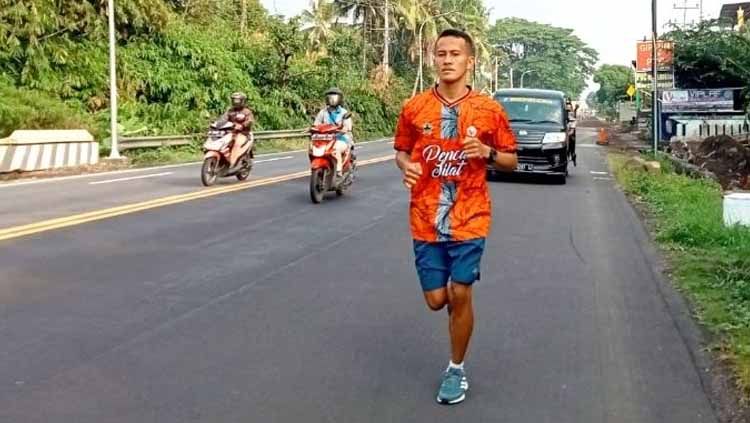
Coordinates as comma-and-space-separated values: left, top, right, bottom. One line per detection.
313, 87, 354, 178
222, 92, 255, 167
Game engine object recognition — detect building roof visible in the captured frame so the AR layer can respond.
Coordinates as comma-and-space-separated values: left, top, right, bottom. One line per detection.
719, 2, 750, 24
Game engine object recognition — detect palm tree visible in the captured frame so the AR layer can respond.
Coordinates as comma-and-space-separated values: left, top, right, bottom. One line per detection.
328, 0, 492, 84
301, 0, 337, 57
397, 0, 491, 91
391, 0, 440, 63
441, 0, 490, 60
333, 0, 384, 71
333, 0, 380, 24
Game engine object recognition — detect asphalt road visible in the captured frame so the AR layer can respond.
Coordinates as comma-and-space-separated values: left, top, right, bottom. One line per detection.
0, 129, 717, 422
0, 139, 394, 229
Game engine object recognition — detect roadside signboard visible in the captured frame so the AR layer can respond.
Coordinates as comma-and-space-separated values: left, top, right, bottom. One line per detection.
635, 71, 675, 90
636, 40, 674, 72
661, 89, 737, 112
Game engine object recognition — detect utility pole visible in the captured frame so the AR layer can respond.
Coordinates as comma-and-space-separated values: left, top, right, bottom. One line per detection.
107, 0, 120, 159
493, 56, 499, 92
673, 0, 700, 27
509, 67, 514, 89
362, 5, 368, 73
652, 0, 659, 153
383, 0, 390, 74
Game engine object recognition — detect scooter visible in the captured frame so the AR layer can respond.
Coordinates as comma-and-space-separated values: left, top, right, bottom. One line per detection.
308, 123, 356, 203
201, 118, 255, 187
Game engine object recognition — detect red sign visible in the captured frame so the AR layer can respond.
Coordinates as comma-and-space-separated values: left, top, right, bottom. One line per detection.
636, 41, 674, 72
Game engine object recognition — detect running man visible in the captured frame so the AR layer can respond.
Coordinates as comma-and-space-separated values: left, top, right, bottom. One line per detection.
394, 29, 518, 405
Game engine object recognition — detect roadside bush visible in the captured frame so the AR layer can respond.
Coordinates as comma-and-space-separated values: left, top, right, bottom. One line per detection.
0, 15, 409, 142
0, 78, 92, 137
619, 160, 750, 250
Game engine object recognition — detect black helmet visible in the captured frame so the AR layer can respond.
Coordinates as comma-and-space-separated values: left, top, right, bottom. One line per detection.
325, 87, 343, 108
230, 92, 247, 109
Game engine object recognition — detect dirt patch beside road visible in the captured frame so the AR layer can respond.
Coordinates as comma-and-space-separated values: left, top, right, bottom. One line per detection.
670, 135, 750, 190
577, 118, 610, 128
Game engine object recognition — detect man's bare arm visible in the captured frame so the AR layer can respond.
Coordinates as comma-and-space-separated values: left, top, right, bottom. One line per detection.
492, 151, 518, 172
462, 137, 517, 171
395, 151, 422, 189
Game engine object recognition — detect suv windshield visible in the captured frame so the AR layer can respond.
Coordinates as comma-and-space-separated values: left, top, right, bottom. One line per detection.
496, 96, 563, 126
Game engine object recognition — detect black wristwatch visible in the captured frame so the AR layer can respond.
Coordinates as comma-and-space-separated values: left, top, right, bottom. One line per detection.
486, 148, 498, 164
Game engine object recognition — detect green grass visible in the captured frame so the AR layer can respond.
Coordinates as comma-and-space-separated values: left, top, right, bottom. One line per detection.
254, 137, 309, 155
610, 153, 750, 398
125, 145, 203, 167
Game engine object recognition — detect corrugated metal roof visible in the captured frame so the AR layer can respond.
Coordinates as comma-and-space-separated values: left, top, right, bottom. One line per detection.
719, 2, 750, 23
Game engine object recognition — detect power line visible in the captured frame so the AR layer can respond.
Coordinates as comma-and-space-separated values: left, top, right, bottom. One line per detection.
672, 0, 701, 27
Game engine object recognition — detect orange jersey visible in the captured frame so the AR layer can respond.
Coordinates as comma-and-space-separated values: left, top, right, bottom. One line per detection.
394, 88, 517, 242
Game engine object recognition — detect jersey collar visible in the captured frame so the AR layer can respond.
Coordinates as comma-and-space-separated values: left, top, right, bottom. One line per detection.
432, 85, 474, 108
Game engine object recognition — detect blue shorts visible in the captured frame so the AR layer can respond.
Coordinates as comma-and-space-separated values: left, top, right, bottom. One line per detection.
413, 238, 486, 292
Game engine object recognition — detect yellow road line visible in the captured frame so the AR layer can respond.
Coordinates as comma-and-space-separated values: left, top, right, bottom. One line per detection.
0, 155, 393, 242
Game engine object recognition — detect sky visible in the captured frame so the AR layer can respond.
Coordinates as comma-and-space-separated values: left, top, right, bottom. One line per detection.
261, 0, 728, 97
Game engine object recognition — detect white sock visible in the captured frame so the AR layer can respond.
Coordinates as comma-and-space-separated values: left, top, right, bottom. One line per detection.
448, 361, 464, 371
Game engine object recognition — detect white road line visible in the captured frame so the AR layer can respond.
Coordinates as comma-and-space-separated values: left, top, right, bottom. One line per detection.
0, 138, 394, 189
590, 171, 609, 175
89, 156, 292, 184
358, 138, 393, 146
0, 162, 200, 188
255, 156, 293, 163
89, 172, 174, 185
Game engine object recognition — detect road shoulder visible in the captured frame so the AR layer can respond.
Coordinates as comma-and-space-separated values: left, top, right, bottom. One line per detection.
608, 150, 750, 423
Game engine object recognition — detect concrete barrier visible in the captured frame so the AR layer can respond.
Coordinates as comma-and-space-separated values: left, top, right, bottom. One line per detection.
724, 192, 750, 227
0, 130, 99, 173
669, 118, 749, 141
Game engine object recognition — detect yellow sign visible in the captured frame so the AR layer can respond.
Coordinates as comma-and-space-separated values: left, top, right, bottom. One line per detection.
626, 85, 636, 98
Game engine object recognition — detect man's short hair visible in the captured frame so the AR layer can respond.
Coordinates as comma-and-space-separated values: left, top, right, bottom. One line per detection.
436, 29, 476, 56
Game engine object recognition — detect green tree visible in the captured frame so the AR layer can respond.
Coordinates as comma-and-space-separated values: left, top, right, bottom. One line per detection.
267, 16, 307, 88
441, 0, 490, 58
167, 0, 265, 29
301, 0, 338, 57
0, 0, 413, 140
332, 0, 382, 71
488, 18, 598, 98
391, 0, 439, 63
329, 0, 490, 81
586, 91, 597, 110
0, 0, 174, 104
440, 0, 490, 90
592, 64, 634, 118
666, 20, 750, 90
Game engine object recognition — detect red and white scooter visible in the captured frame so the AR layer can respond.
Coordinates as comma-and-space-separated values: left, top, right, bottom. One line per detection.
307, 123, 356, 203
200, 117, 254, 187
